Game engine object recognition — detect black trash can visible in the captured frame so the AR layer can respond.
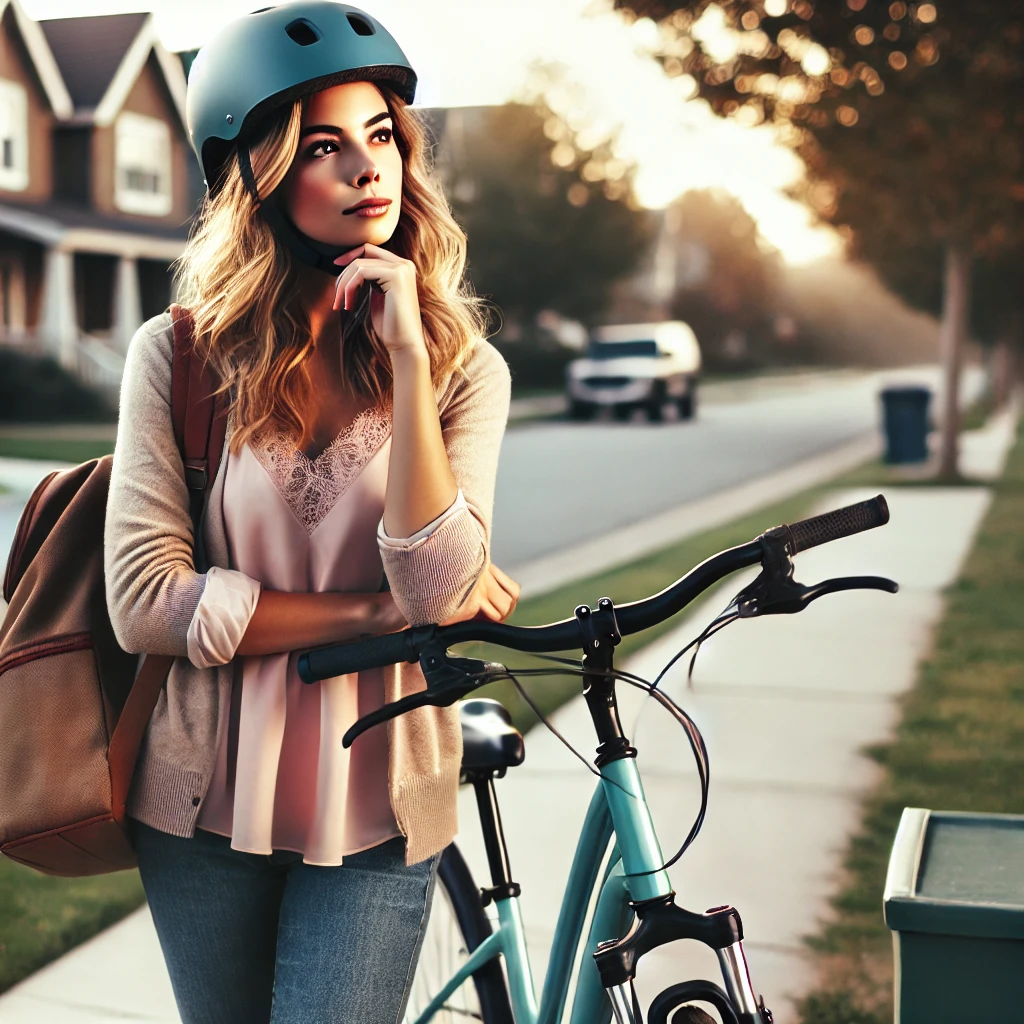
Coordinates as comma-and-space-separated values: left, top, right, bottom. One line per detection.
880, 386, 931, 463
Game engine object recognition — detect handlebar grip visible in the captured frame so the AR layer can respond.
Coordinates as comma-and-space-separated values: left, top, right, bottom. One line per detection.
298, 630, 415, 684
785, 494, 889, 554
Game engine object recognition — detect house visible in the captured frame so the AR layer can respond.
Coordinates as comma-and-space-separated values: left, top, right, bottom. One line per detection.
0, 1, 195, 391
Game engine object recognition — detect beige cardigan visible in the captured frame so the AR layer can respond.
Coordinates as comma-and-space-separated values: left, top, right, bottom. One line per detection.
104, 312, 511, 864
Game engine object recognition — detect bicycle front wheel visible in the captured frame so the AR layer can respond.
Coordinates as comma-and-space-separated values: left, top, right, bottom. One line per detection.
404, 843, 514, 1024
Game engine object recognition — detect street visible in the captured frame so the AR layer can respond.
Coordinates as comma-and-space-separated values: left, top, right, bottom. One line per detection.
0, 367, 981, 584
492, 366, 980, 570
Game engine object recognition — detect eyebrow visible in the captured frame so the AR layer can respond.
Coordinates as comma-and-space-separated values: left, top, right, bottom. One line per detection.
300, 112, 392, 138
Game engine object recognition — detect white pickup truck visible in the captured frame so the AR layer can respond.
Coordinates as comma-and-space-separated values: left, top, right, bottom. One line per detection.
565, 320, 702, 422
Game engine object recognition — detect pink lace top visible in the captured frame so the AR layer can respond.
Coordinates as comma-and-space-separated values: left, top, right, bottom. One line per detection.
188, 406, 465, 865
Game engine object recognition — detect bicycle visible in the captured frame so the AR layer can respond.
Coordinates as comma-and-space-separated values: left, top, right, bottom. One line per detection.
298, 495, 898, 1024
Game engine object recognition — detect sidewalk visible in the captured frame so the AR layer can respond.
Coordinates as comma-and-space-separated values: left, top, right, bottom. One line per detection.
453, 403, 1017, 1018
0, 406, 1014, 1022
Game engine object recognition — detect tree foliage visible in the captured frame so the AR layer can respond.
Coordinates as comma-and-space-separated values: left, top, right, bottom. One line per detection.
436, 102, 654, 336
666, 189, 782, 367
612, 1, 1024, 313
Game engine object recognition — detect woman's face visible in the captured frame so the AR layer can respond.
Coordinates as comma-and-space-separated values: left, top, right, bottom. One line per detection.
282, 81, 402, 251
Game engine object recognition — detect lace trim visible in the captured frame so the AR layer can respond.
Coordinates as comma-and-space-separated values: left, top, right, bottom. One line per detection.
250, 405, 392, 533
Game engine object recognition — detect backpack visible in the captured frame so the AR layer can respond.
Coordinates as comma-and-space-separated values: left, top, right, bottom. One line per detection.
0, 305, 227, 876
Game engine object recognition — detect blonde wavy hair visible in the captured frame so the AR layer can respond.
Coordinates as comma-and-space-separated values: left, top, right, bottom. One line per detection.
174, 85, 490, 452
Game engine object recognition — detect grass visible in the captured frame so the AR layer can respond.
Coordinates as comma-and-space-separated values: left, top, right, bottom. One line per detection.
0, 864, 145, 994
464, 485, 851, 733
0, 437, 115, 462
794, 414, 1024, 1024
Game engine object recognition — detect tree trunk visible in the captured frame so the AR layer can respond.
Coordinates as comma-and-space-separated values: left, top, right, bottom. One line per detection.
938, 244, 971, 479
991, 313, 1019, 409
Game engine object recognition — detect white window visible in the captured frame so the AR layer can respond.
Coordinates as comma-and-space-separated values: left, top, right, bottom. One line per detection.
0, 78, 28, 193
114, 112, 172, 216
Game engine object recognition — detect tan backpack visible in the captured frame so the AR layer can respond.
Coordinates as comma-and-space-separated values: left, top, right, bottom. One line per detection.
0, 305, 227, 876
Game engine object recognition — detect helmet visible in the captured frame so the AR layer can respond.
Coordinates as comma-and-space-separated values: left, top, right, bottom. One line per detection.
186, 2, 416, 190
185, 2, 417, 275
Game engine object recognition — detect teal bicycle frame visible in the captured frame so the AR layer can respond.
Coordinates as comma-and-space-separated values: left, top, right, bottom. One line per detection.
411, 747, 760, 1024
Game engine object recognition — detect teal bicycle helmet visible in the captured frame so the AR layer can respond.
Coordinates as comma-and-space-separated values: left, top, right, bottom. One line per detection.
186, 1, 417, 273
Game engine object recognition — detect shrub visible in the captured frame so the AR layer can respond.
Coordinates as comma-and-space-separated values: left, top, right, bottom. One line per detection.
0, 349, 115, 422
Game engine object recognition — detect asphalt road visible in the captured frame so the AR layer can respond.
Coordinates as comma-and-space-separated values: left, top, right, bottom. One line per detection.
489, 366, 979, 570
0, 366, 980, 588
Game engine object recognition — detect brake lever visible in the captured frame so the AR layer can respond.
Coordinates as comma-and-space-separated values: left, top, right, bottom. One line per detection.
737, 574, 898, 617
341, 648, 504, 748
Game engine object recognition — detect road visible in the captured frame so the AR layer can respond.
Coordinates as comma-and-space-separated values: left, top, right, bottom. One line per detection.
0, 367, 981, 582
490, 366, 981, 569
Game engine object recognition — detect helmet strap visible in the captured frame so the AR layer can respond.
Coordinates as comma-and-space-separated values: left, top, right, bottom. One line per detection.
236, 147, 346, 277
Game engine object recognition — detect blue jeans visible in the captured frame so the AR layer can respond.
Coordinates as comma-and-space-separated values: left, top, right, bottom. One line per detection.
129, 819, 438, 1024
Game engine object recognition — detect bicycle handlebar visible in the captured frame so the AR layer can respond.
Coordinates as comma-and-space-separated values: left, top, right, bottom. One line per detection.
783, 493, 889, 553
297, 494, 892, 684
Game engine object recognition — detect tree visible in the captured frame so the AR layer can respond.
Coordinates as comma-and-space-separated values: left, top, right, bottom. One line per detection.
433, 102, 654, 340
613, 0, 1024, 475
665, 189, 782, 368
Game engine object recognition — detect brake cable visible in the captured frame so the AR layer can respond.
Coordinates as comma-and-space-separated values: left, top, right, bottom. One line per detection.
471, 615, 720, 877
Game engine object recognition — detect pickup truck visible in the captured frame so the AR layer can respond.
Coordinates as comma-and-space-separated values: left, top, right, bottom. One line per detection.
565, 320, 701, 422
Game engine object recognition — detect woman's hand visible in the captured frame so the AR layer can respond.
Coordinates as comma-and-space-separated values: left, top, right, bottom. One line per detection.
333, 243, 426, 359
441, 563, 521, 626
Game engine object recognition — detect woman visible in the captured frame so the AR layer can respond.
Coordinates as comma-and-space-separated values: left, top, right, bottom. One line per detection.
103, 5, 518, 1022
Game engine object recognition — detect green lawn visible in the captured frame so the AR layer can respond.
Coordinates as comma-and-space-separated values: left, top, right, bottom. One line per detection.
0, 437, 115, 462
796, 416, 1024, 1024
465, 484, 859, 731
0, 863, 145, 994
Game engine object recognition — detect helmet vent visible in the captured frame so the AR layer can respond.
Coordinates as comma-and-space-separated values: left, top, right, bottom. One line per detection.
346, 13, 375, 36
285, 18, 321, 45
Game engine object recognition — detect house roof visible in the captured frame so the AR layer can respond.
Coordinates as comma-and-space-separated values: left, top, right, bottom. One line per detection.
0, 0, 72, 117
39, 12, 148, 109
39, 12, 187, 130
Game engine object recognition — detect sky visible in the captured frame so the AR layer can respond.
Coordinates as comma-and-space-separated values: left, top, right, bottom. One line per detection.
22, 0, 842, 264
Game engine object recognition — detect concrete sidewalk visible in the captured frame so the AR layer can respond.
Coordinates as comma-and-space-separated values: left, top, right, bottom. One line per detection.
0, 405, 1015, 1022
453, 403, 1017, 1018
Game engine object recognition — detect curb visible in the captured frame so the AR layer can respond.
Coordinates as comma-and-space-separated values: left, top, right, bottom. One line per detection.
509, 433, 882, 599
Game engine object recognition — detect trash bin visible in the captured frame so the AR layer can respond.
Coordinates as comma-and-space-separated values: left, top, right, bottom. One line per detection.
880, 386, 931, 463
884, 808, 1024, 1023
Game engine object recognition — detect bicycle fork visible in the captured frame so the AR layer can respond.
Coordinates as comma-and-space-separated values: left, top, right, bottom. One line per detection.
595, 886, 769, 1024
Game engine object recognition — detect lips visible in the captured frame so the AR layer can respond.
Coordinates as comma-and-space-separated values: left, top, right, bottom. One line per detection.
343, 197, 392, 214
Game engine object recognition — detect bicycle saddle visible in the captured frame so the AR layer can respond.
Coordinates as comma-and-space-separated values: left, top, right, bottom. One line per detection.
459, 698, 525, 777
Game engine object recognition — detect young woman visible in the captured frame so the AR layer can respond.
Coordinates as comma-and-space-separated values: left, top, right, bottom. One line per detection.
103, 6, 518, 1022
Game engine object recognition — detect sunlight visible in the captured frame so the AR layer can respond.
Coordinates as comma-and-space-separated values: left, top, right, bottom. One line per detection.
22, 0, 843, 264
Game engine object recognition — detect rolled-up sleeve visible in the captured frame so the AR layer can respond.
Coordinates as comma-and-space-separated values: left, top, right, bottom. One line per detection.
104, 315, 213, 657
378, 341, 511, 626
186, 566, 261, 669
378, 490, 469, 550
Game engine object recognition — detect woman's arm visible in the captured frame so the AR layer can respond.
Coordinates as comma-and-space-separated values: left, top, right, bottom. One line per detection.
105, 315, 210, 656
236, 589, 405, 657
383, 345, 459, 538
333, 244, 514, 626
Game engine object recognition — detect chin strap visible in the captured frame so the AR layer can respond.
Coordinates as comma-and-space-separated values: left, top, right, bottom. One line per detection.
236, 146, 347, 278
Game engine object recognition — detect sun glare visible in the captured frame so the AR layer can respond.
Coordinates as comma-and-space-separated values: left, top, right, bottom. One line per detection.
23, 0, 841, 265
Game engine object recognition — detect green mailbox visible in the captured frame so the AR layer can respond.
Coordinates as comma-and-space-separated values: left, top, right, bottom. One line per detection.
884, 807, 1024, 1023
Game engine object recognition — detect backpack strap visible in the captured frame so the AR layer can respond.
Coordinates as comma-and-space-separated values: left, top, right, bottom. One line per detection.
108, 306, 228, 826
170, 303, 228, 571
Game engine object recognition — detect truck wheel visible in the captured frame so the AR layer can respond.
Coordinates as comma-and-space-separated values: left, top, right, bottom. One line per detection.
569, 399, 595, 421
646, 383, 669, 423
677, 389, 697, 421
